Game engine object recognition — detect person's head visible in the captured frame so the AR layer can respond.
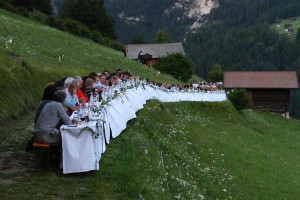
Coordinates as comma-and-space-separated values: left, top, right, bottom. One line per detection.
89, 72, 98, 81
64, 77, 74, 89
102, 70, 110, 76
68, 80, 79, 94
74, 75, 83, 89
42, 85, 58, 100
99, 75, 107, 84
85, 78, 94, 89
54, 80, 64, 90
53, 90, 66, 103
124, 71, 131, 79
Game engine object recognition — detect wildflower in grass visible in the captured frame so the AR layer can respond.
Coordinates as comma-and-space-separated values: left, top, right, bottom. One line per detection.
144, 149, 148, 155
5, 39, 12, 49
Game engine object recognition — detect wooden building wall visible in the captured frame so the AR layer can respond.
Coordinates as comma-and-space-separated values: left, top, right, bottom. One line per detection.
143, 59, 158, 67
247, 89, 290, 113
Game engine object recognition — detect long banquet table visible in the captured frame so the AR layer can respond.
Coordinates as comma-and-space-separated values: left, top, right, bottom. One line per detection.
60, 84, 227, 174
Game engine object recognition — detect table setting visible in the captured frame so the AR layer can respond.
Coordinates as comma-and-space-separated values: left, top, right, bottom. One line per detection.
60, 80, 227, 174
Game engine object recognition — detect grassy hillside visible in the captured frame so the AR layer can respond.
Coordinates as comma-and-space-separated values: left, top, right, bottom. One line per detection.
0, 8, 300, 200
0, 8, 180, 124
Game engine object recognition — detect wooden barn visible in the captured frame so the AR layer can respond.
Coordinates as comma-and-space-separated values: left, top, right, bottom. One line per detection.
124, 43, 185, 67
224, 71, 299, 115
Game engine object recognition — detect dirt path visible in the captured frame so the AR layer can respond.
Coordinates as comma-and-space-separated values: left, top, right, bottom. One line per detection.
0, 123, 35, 185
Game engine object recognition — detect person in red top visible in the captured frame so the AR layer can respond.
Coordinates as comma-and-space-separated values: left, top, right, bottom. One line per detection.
74, 75, 89, 103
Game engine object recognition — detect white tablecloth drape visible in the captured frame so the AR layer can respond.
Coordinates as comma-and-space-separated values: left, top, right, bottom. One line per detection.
60, 85, 227, 174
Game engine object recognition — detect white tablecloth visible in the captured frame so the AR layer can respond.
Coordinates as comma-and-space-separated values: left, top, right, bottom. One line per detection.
60, 85, 227, 174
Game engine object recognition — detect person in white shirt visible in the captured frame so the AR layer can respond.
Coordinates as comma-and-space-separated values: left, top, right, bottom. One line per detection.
64, 80, 79, 114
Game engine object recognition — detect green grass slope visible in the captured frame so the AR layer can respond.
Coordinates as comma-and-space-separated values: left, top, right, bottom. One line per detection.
0, 8, 180, 124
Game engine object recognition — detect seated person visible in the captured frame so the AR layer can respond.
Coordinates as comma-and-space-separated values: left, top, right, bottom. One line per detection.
94, 74, 109, 90
34, 90, 78, 146
25, 84, 58, 152
64, 80, 80, 115
84, 78, 94, 99
74, 75, 89, 103
34, 84, 58, 124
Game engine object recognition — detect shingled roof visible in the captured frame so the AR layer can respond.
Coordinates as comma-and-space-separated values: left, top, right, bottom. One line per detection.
224, 71, 299, 89
125, 43, 185, 59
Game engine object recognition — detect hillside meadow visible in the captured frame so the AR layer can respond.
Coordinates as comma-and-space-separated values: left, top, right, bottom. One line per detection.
271, 16, 300, 39
0, 8, 300, 200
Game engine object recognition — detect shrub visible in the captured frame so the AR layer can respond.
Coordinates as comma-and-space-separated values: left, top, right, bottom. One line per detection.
226, 88, 250, 110
62, 18, 91, 37
154, 53, 193, 82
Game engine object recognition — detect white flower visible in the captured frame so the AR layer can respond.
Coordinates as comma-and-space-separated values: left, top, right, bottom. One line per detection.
144, 149, 148, 155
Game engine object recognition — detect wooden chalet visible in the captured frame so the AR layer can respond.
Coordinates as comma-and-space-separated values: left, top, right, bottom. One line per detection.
124, 43, 185, 67
224, 71, 299, 115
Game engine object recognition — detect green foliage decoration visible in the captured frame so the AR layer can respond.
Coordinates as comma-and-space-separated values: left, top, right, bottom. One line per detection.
226, 88, 250, 110
153, 53, 193, 82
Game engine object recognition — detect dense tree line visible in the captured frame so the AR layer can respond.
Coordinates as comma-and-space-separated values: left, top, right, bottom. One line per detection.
11, 0, 52, 14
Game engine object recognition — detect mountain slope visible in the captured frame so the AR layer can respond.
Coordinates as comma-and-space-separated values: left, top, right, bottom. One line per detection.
104, 0, 218, 43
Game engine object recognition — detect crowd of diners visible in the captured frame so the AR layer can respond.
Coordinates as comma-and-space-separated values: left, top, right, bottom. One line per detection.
31, 68, 223, 170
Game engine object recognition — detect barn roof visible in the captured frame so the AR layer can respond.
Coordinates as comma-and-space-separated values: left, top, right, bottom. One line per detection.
125, 43, 185, 59
224, 71, 299, 89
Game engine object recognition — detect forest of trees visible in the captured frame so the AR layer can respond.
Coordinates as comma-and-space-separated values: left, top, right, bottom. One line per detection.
184, 0, 300, 118
104, 0, 193, 43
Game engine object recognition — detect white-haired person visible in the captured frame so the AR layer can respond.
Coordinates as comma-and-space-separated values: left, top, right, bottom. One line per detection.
74, 75, 89, 103
64, 80, 80, 115
64, 77, 75, 89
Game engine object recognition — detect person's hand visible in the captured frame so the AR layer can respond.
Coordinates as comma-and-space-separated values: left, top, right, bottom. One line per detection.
80, 102, 86, 109
96, 87, 103, 94
71, 119, 78, 125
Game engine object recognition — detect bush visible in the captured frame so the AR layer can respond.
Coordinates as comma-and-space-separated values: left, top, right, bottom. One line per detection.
226, 88, 250, 110
62, 18, 91, 37
154, 53, 193, 82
